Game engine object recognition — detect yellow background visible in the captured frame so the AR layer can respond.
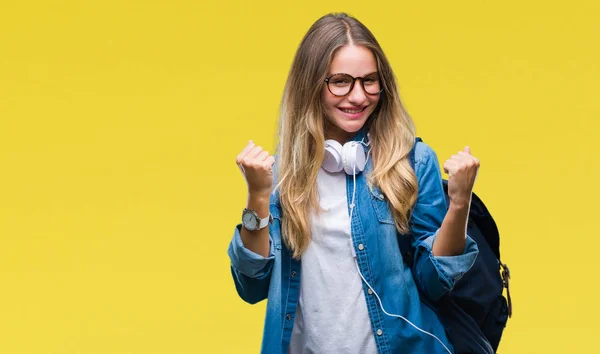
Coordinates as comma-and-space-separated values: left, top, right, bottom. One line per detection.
1, 0, 598, 353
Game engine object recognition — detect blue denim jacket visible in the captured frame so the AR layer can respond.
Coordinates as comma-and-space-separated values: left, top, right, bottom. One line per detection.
228, 132, 479, 354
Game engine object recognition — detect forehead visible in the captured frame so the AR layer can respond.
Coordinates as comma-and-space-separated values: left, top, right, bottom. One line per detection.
329, 45, 378, 76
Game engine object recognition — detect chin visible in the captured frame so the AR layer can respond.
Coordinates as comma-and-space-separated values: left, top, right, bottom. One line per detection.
341, 124, 365, 134
325, 110, 372, 141
337, 119, 368, 133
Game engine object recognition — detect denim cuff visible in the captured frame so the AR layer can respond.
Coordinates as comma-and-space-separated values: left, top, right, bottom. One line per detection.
415, 232, 479, 300
227, 224, 275, 279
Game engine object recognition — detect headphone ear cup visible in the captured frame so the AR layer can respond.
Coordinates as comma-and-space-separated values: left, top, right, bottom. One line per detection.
323, 140, 344, 173
342, 141, 366, 175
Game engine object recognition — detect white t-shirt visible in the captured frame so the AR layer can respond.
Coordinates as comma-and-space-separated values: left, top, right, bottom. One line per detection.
288, 167, 377, 354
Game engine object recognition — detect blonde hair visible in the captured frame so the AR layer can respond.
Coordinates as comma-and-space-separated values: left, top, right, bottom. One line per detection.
277, 13, 418, 259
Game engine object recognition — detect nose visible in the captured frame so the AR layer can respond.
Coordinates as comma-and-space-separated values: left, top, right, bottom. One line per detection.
347, 79, 367, 105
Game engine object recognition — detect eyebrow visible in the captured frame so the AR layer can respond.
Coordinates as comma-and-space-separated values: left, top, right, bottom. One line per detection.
327, 71, 379, 77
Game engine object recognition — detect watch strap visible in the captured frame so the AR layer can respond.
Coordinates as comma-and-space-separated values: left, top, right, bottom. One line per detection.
257, 213, 271, 230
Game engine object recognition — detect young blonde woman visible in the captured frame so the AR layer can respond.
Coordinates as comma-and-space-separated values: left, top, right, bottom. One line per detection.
228, 13, 480, 354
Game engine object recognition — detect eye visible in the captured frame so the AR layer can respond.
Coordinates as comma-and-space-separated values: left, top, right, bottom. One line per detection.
363, 74, 379, 85
332, 79, 351, 86
329, 74, 352, 86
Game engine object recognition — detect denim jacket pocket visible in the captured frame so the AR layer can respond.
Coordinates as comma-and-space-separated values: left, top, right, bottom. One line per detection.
369, 185, 395, 225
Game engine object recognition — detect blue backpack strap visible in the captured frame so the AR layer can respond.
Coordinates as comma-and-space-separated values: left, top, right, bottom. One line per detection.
398, 137, 422, 267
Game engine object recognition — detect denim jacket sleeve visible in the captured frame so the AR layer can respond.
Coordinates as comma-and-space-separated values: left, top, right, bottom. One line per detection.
228, 155, 281, 305
227, 223, 276, 304
410, 142, 479, 302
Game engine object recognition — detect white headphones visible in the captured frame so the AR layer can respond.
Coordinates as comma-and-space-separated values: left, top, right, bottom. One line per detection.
322, 140, 368, 175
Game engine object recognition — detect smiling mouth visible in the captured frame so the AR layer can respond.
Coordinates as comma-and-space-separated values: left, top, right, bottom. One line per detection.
338, 107, 367, 114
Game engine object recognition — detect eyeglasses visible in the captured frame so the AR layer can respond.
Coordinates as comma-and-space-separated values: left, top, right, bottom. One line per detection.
324, 72, 383, 97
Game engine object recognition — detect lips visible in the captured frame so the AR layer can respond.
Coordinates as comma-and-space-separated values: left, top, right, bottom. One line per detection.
338, 106, 367, 114
337, 105, 369, 120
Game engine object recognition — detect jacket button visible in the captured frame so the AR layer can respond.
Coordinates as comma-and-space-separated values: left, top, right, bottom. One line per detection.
286, 314, 291, 321
358, 244, 364, 251
376, 329, 383, 336
368, 288, 373, 295
291, 271, 297, 277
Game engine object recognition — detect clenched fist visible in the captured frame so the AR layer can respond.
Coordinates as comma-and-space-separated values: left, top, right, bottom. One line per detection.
236, 140, 275, 198
443, 146, 480, 207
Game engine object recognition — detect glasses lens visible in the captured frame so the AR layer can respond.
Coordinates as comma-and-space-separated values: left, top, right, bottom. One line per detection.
327, 74, 354, 96
362, 73, 381, 95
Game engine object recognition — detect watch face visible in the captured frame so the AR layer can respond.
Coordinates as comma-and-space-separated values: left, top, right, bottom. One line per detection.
243, 210, 258, 230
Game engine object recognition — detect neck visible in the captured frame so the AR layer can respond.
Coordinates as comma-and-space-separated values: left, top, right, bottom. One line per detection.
325, 126, 367, 144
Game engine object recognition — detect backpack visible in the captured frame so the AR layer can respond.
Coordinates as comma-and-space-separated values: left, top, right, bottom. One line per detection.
399, 138, 512, 353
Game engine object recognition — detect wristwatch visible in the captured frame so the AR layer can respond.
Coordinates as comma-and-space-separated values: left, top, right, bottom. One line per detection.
242, 208, 271, 231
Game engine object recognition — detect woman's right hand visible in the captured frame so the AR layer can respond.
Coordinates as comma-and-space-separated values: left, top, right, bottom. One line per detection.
236, 140, 275, 198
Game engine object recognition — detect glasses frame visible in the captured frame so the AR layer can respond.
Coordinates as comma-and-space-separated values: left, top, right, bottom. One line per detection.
324, 72, 384, 97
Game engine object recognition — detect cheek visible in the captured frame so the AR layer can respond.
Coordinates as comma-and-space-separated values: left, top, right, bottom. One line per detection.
367, 96, 381, 115
322, 91, 341, 113
369, 95, 381, 107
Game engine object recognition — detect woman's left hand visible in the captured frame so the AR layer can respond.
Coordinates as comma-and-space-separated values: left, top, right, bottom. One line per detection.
443, 146, 480, 208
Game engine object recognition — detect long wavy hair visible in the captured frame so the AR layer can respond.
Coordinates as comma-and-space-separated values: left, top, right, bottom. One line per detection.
277, 13, 418, 259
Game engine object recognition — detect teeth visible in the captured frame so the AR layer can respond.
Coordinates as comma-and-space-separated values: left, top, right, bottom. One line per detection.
341, 108, 363, 114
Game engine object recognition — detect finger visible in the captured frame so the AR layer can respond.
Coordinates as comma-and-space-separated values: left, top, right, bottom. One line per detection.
443, 165, 450, 174
246, 146, 264, 159
456, 152, 475, 165
450, 154, 465, 163
264, 155, 275, 169
457, 151, 480, 167
446, 161, 460, 178
454, 153, 477, 167
256, 150, 270, 163
443, 160, 457, 175
464, 146, 471, 154
236, 140, 256, 164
